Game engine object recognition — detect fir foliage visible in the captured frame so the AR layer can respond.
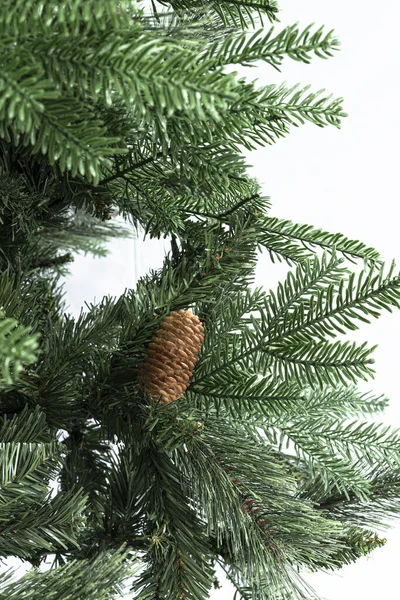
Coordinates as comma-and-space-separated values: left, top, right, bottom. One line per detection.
0, 546, 136, 600
1, 1, 400, 599
0, 316, 39, 384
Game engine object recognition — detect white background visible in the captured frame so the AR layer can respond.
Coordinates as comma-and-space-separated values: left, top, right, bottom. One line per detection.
10, 1, 400, 598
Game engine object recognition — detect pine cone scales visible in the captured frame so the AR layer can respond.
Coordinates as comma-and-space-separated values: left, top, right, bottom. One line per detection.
138, 310, 204, 403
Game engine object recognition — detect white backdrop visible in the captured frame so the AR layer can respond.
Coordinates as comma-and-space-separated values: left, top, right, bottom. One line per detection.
62, 1, 400, 598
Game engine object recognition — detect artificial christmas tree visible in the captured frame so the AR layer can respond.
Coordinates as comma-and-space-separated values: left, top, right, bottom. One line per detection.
2, 1, 400, 599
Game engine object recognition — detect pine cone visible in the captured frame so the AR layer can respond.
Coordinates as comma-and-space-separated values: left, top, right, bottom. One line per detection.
138, 310, 204, 404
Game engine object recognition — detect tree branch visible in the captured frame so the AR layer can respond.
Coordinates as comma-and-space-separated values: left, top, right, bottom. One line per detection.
183, 193, 260, 221
31, 253, 74, 271
99, 152, 166, 186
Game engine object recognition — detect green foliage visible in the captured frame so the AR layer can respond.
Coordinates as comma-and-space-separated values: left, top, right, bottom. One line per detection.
0, 0, 343, 190
315, 466, 400, 529
0, 406, 51, 442
0, 546, 137, 600
258, 215, 381, 264
191, 254, 400, 391
1, 1, 400, 599
205, 23, 340, 69
164, 0, 279, 28
132, 446, 216, 600
0, 144, 133, 272
0, 430, 87, 559
4, 198, 400, 598
0, 316, 39, 384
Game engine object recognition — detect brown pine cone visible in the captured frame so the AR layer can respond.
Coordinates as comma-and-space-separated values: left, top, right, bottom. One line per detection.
138, 310, 204, 404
